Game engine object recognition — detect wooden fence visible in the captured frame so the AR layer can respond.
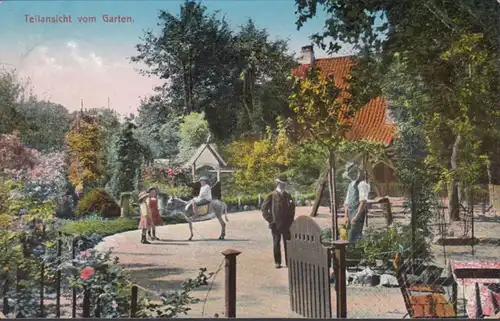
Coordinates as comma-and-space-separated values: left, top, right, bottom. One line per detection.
1, 226, 242, 318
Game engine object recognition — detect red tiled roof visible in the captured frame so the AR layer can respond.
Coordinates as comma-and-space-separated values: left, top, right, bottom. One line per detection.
292, 56, 396, 146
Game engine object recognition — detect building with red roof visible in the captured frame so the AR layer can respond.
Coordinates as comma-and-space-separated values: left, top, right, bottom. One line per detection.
292, 45, 401, 197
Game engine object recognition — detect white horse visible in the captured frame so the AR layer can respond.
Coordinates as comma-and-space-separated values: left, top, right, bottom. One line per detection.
166, 196, 229, 241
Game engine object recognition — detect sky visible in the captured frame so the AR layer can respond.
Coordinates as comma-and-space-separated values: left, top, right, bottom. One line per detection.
0, 0, 355, 115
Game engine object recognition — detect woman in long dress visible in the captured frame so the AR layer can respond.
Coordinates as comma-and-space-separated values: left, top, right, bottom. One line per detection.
138, 191, 154, 244
147, 187, 162, 240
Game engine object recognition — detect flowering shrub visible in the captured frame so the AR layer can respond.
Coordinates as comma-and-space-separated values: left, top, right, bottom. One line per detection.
62, 248, 131, 318
0, 131, 39, 174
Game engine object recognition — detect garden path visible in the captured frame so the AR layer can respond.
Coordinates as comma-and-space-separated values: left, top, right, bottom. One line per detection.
95, 207, 408, 318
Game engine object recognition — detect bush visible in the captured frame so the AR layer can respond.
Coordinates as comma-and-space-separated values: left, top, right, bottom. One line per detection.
320, 223, 433, 266
61, 217, 137, 237
223, 192, 315, 207
163, 212, 188, 225
75, 188, 120, 218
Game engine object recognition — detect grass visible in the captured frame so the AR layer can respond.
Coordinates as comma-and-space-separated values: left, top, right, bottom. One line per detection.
60, 212, 188, 237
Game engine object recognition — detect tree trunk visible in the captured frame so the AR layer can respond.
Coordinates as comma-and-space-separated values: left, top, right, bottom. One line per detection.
310, 167, 329, 217
328, 150, 339, 241
449, 134, 462, 221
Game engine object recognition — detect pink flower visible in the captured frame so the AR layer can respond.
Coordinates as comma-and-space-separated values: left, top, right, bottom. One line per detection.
80, 267, 95, 280
82, 250, 92, 258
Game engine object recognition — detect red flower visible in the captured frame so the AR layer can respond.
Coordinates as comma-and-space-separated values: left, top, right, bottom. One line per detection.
80, 267, 95, 280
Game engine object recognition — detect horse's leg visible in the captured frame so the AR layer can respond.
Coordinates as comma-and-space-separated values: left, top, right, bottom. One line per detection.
187, 219, 194, 241
224, 202, 229, 222
182, 209, 194, 241
215, 209, 226, 240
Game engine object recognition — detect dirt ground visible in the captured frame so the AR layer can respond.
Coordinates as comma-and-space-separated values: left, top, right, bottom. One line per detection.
95, 206, 500, 318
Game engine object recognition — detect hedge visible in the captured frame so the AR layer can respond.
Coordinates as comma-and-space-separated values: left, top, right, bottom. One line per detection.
61, 212, 188, 237
222, 192, 316, 207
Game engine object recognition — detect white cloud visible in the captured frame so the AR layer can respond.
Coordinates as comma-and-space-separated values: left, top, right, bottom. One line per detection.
2, 40, 162, 115
90, 52, 102, 66
66, 41, 78, 49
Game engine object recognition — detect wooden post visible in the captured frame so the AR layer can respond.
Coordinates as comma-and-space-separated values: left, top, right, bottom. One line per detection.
130, 285, 138, 317
2, 269, 8, 315
221, 249, 241, 318
448, 263, 458, 314
333, 240, 348, 318
82, 288, 90, 317
329, 150, 339, 241
217, 168, 221, 182
39, 223, 46, 317
55, 233, 62, 317
71, 239, 77, 318
310, 168, 329, 217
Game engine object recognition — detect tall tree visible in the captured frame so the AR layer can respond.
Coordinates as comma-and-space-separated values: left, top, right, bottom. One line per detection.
17, 100, 73, 151
289, 67, 357, 238
131, 0, 234, 114
106, 120, 144, 199
66, 112, 105, 193
135, 96, 181, 160
231, 19, 297, 135
177, 112, 210, 163
0, 69, 32, 135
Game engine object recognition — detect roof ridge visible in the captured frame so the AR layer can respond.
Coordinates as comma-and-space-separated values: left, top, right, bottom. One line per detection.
314, 55, 354, 61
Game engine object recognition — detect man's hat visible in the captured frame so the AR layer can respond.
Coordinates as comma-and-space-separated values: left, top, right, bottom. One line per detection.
138, 191, 149, 201
147, 186, 158, 193
199, 176, 209, 182
275, 175, 289, 184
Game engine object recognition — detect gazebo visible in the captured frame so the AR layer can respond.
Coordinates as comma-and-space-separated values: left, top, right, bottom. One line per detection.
183, 141, 234, 182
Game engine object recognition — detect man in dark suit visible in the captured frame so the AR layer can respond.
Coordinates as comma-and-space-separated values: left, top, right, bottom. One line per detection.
261, 175, 296, 268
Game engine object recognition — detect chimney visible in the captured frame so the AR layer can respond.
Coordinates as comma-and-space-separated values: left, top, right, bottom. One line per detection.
298, 45, 315, 65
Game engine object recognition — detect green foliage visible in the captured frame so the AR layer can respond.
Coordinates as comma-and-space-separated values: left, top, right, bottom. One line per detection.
16, 101, 73, 151
356, 224, 433, 266
295, 0, 500, 195
177, 112, 210, 163
60, 217, 137, 237
135, 96, 181, 160
223, 192, 315, 207
0, 69, 33, 135
381, 55, 438, 233
75, 188, 120, 218
285, 142, 326, 191
106, 121, 145, 199
321, 224, 433, 266
64, 248, 132, 318
227, 118, 293, 193
66, 113, 105, 192
131, 2, 296, 141
289, 67, 353, 150
137, 268, 210, 318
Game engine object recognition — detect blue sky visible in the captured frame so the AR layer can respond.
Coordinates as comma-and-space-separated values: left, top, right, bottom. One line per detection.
0, 0, 354, 114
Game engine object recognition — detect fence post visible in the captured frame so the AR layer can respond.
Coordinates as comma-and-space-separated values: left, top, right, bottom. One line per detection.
55, 233, 62, 317
221, 249, 241, 318
82, 288, 90, 317
71, 238, 77, 318
2, 269, 8, 316
130, 285, 138, 317
332, 240, 348, 318
39, 223, 46, 317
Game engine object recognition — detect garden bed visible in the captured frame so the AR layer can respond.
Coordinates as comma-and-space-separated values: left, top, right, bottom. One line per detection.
435, 237, 480, 246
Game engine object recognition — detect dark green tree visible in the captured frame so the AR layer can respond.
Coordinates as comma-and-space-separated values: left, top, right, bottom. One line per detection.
106, 120, 144, 199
